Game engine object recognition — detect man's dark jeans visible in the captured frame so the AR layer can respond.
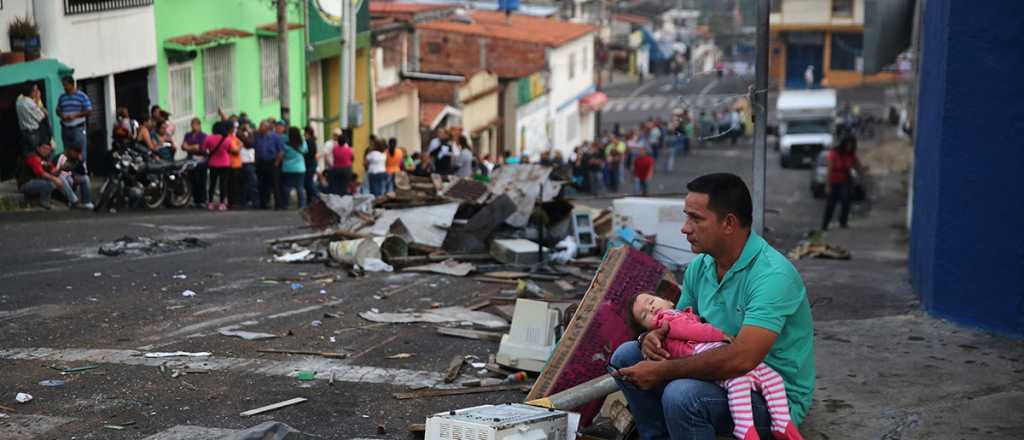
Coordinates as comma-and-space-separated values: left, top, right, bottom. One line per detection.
610, 341, 775, 440
256, 160, 279, 209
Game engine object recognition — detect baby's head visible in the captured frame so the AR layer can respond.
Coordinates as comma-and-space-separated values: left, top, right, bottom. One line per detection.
626, 292, 676, 334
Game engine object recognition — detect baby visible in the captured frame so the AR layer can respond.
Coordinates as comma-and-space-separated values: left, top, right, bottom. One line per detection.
626, 292, 803, 440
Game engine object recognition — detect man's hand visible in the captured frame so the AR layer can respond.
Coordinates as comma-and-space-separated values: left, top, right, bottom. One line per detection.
614, 360, 667, 390
641, 323, 670, 361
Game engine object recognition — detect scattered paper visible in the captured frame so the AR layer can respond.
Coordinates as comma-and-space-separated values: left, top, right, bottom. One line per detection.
181, 290, 197, 297
15, 393, 32, 403
386, 353, 415, 359
219, 329, 279, 341
359, 306, 509, 330
274, 249, 312, 263
360, 258, 394, 273
143, 351, 211, 358
403, 260, 476, 277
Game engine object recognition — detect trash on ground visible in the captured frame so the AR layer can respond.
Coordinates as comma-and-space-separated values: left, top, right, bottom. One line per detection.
296, 371, 316, 381
290, 283, 303, 290
548, 235, 579, 264
359, 306, 509, 330
436, 327, 503, 342
15, 393, 32, 403
386, 353, 415, 359
99, 236, 210, 257
59, 364, 99, 373
0, 403, 15, 413
444, 356, 465, 384
491, 239, 550, 265
257, 349, 348, 359
515, 280, 553, 300
181, 290, 197, 297
274, 249, 313, 263
393, 383, 530, 400
787, 239, 851, 260
219, 329, 279, 341
555, 280, 575, 291
360, 258, 394, 273
143, 351, 211, 358
497, 298, 561, 373
38, 380, 65, 387
403, 259, 475, 277
370, 202, 460, 249
239, 397, 308, 417
172, 274, 187, 279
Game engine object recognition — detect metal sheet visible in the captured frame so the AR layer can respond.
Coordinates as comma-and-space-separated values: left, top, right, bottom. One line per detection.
369, 202, 460, 248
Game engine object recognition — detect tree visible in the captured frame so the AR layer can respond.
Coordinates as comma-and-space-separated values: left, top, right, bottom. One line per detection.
259, 0, 303, 121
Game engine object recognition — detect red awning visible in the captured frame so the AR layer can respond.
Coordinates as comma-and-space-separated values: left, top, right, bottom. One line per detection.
579, 91, 608, 113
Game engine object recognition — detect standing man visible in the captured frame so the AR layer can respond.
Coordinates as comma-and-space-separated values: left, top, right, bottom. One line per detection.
611, 173, 814, 439
57, 77, 92, 166
253, 120, 284, 209
16, 81, 48, 154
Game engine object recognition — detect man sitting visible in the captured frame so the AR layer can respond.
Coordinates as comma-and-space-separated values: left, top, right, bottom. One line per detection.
611, 173, 814, 439
18, 143, 77, 210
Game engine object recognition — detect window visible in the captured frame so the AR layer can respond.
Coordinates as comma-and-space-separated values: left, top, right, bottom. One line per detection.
168, 62, 195, 144
203, 44, 236, 117
582, 47, 589, 74
566, 112, 579, 144
260, 38, 280, 102
831, 0, 853, 17
64, 0, 152, 15
569, 53, 577, 80
830, 32, 863, 71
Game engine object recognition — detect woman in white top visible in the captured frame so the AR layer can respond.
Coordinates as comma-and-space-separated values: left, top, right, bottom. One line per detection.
365, 141, 388, 196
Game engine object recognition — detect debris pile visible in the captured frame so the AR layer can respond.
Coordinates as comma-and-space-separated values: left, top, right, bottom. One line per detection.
99, 236, 210, 256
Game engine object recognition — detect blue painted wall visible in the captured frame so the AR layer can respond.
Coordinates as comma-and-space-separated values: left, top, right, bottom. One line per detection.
910, 0, 1024, 336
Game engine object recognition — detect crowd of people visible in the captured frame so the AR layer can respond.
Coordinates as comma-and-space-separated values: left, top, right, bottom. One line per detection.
14, 77, 94, 210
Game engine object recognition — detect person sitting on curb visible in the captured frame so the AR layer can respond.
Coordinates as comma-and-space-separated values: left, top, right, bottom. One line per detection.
17, 143, 76, 210
55, 145, 94, 210
611, 173, 814, 440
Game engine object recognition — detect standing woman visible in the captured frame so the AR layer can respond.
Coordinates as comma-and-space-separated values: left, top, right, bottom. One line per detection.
226, 121, 243, 208
325, 132, 354, 195
278, 126, 308, 209
303, 126, 320, 204
821, 135, 862, 230
202, 122, 233, 211
384, 137, 404, 193
365, 140, 388, 196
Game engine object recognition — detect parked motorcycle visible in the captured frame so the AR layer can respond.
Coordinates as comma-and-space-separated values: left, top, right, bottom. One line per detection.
95, 139, 198, 212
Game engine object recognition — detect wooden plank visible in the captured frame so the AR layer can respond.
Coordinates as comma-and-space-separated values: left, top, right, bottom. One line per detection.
443, 355, 464, 384
0, 403, 16, 413
491, 304, 515, 321
555, 280, 575, 291
256, 349, 348, 359
474, 276, 519, 285
239, 397, 308, 417
408, 424, 426, 433
464, 299, 492, 311
436, 327, 503, 342
393, 384, 529, 400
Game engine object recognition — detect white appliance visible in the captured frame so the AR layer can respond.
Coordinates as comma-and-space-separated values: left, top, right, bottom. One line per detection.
497, 299, 560, 373
425, 403, 569, 440
612, 197, 698, 268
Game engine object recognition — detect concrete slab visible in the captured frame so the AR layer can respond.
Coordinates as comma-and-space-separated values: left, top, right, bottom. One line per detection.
0, 414, 76, 440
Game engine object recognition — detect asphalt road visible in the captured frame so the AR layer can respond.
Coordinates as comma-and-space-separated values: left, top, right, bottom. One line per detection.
0, 119, 916, 438
600, 73, 754, 132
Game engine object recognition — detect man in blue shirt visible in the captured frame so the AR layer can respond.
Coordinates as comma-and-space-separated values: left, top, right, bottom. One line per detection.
252, 120, 284, 209
57, 77, 92, 164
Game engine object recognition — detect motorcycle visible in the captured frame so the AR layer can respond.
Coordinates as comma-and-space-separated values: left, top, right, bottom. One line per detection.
95, 139, 198, 212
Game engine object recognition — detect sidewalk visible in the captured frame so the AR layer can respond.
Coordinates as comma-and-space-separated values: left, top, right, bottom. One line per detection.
0, 176, 104, 212
792, 141, 1024, 438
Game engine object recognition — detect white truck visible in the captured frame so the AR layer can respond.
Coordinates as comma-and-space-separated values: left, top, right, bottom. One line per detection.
776, 89, 837, 168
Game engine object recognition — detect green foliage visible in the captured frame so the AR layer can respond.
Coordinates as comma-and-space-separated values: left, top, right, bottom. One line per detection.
8, 16, 39, 38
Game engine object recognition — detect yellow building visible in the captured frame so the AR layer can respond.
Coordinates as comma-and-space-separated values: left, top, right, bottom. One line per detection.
769, 0, 897, 88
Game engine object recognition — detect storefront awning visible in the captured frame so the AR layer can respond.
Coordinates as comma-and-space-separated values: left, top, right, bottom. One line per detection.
0, 58, 73, 87
164, 28, 254, 51
579, 91, 608, 114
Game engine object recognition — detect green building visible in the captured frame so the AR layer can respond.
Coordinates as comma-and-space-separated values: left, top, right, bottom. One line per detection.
154, 0, 307, 137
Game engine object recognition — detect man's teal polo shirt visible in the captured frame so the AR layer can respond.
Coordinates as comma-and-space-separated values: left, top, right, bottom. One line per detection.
678, 232, 815, 424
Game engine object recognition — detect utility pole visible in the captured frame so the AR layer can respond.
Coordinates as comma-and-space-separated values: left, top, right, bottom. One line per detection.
339, 0, 355, 131
277, 0, 290, 121
751, 0, 768, 234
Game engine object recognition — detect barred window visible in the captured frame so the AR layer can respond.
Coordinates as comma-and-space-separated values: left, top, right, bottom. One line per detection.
202, 44, 236, 117
260, 38, 281, 103
168, 62, 194, 144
